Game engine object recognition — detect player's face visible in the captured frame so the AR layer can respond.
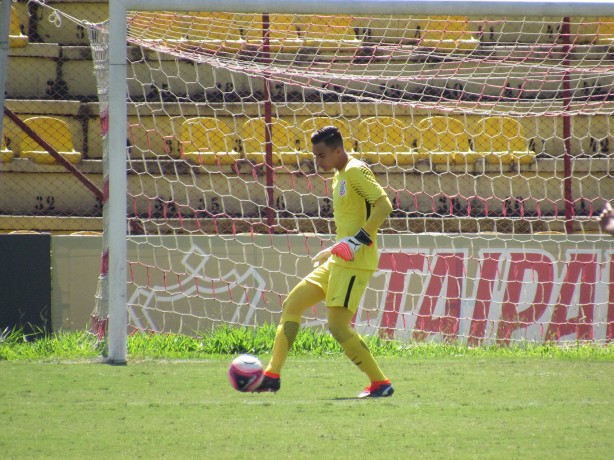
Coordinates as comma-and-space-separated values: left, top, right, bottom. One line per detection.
312, 142, 343, 172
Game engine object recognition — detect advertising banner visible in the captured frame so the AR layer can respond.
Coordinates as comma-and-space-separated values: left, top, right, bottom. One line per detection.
119, 234, 613, 344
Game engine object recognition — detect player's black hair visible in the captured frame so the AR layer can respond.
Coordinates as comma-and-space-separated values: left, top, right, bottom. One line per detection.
311, 125, 344, 149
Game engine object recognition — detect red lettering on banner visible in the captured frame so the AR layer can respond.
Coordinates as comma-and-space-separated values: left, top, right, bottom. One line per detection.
378, 252, 426, 338
413, 252, 465, 341
497, 252, 554, 344
377, 247, 609, 344
468, 253, 504, 345
546, 252, 598, 341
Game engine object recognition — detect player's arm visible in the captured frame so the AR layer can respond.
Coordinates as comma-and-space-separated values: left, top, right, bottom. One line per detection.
363, 195, 393, 236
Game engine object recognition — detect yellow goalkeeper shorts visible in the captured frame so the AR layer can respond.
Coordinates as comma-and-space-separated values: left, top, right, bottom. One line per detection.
305, 260, 374, 312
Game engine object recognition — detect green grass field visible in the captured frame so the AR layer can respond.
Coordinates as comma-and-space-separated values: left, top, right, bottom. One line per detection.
1, 330, 613, 459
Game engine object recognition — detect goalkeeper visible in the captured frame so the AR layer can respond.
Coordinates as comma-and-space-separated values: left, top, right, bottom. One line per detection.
256, 125, 394, 398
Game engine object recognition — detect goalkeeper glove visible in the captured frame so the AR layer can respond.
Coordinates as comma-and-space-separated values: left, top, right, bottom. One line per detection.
331, 228, 373, 262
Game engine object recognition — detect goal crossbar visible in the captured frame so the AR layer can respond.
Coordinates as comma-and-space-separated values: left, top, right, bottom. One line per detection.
120, 0, 614, 17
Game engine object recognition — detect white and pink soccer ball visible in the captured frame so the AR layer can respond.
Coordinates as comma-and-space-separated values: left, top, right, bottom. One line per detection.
228, 354, 264, 392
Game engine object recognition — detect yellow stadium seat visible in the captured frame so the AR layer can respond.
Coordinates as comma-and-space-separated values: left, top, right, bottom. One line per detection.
179, 117, 240, 165
390, 119, 419, 167
294, 15, 360, 50
415, 116, 478, 165
595, 17, 614, 45
19, 117, 81, 165
191, 13, 244, 42
9, 7, 28, 48
128, 12, 246, 53
128, 12, 242, 41
470, 117, 536, 165
239, 14, 301, 52
300, 117, 354, 152
355, 117, 412, 166
241, 118, 307, 167
418, 16, 479, 52
244, 14, 360, 53
127, 13, 360, 54
128, 12, 169, 39
1, 137, 14, 163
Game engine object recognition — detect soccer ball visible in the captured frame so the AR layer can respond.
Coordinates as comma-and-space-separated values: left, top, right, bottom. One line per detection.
228, 354, 264, 392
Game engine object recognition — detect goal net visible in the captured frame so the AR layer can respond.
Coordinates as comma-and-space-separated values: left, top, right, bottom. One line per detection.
41, 1, 614, 355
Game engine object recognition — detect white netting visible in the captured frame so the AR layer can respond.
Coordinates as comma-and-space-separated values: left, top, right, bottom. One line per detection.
36, 3, 614, 344
125, 13, 614, 116
86, 20, 110, 339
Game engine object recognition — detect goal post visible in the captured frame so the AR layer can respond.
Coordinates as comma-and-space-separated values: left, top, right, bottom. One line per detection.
107, 2, 128, 364
100, 0, 614, 363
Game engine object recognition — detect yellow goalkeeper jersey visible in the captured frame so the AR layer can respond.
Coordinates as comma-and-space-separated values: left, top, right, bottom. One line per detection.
331, 156, 388, 271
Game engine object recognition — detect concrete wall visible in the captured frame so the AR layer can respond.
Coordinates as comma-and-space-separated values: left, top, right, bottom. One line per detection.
47, 233, 614, 344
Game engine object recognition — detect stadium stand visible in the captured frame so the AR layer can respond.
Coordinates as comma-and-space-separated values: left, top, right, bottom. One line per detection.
0, 3, 611, 234
130, 12, 361, 53
470, 116, 536, 166
294, 14, 360, 50
33, 1, 108, 45
1, 136, 15, 163
240, 14, 300, 43
241, 118, 307, 167
355, 116, 410, 166
127, 11, 248, 54
179, 117, 241, 166
300, 117, 354, 153
415, 116, 479, 166
595, 17, 614, 45
9, 6, 28, 48
19, 117, 82, 165
417, 16, 480, 52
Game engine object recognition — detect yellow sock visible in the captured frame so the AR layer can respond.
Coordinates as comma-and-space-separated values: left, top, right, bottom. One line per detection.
340, 331, 387, 383
328, 307, 387, 383
265, 314, 301, 375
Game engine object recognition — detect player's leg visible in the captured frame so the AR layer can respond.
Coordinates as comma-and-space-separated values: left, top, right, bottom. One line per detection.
327, 307, 391, 390
326, 266, 393, 398
256, 265, 328, 392
265, 278, 325, 376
